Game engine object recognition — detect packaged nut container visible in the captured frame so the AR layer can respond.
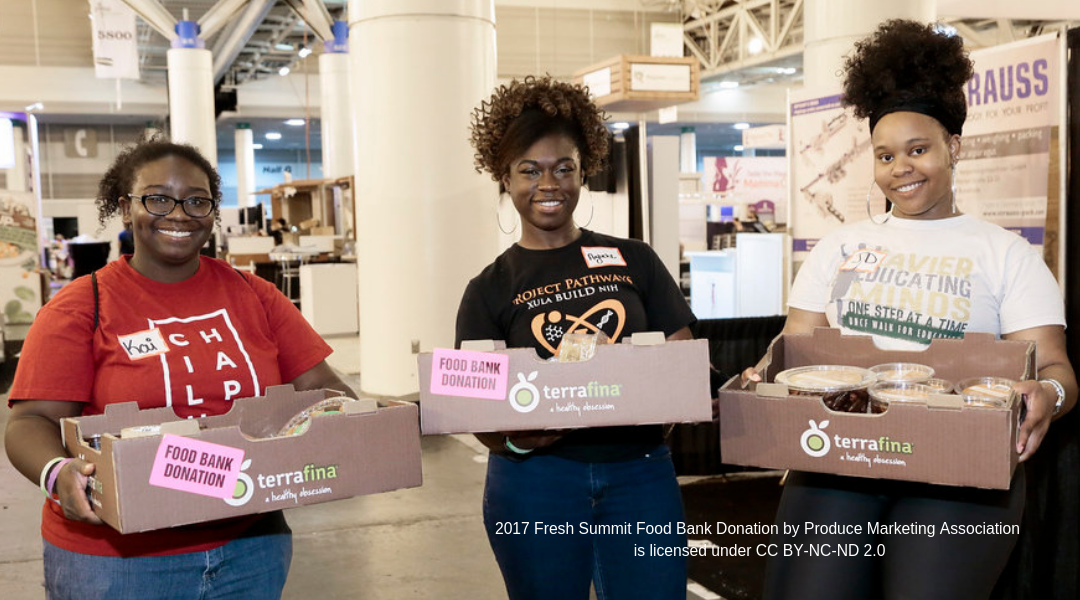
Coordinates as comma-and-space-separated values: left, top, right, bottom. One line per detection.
957, 377, 1016, 408
869, 362, 935, 383
868, 381, 933, 414
775, 366, 877, 413
923, 378, 955, 394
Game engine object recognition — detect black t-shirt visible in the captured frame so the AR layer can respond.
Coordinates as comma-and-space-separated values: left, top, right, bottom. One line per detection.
455, 229, 695, 462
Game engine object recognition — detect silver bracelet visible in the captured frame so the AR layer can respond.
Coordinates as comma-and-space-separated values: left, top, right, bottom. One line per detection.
1039, 378, 1066, 416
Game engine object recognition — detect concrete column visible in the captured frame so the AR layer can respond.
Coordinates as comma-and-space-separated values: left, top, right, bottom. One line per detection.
803, 0, 934, 90
320, 21, 353, 179
349, 0, 497, 397
167, 21, 217, 165
7, 123, 28, 192
234, 124, 256, 207
679, 126, 697, 173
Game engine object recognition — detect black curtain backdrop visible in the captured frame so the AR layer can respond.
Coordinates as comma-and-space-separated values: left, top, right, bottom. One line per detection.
992, 26, 1080, 600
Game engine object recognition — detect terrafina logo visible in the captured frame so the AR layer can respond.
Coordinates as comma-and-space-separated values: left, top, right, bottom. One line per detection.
508, 371, 541, 413
800, 420, 831, 457
507, 370, 625, 414
798, 420, 915, 459
223, 458, 340, 506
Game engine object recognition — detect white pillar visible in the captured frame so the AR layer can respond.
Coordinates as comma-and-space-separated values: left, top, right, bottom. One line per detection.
802, 0, 935, 90
319, 52, 353, 179
167, 48, 217, 165
679, 126, 697, 173
349, 0, 497, 397
7, 124, 28, 192
234, 124, 256, 207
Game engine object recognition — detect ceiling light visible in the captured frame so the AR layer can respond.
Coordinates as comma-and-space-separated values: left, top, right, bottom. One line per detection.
719, 81, 739, 89
612, 122, 630, 130
298, 46, 312, 58
284, 119, 305, 126
275, 43, 294, 51
748, 37, 764, 54
734, 145, 745, 152
252, 143, 263, 150
733, 122, 750, 130
265, 132, 282, 141
278, 66, 290, 76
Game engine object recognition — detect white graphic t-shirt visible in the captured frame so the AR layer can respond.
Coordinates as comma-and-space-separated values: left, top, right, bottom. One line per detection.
789, 214, 1064, 350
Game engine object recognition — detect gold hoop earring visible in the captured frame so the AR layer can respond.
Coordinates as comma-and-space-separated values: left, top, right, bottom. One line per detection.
574, 188, 595, 229
950, 164, 958, 214
495, 191, 518, 235
866, 180, 889, 225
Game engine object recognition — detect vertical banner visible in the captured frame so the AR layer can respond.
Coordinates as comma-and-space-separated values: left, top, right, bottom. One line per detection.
961, 34, 1059, 250
0, 191, 42, 325
89, 0, 140, 80
788, 91, 882, 256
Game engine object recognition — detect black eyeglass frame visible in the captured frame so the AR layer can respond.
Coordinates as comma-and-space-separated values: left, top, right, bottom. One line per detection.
128, 194, 218, 218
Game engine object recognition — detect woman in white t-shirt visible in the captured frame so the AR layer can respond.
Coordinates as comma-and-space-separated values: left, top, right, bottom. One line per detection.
746, 20, 1077, 600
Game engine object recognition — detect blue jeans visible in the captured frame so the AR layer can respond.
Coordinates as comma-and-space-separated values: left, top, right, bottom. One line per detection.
43, 533, 292, 600
483, 445, 687, 600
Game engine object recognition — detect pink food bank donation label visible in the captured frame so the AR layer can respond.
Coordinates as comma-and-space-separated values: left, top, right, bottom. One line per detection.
430, 348, 510, 400
149, 434, 245, 499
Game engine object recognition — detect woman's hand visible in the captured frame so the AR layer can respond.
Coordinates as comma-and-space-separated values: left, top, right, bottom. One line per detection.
1014, 380, 1056, 462
740, 367, 762, 388
55, 459, 103, 525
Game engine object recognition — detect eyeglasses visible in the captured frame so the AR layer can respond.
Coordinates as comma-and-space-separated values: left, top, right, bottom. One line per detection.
129, 194, 217, 218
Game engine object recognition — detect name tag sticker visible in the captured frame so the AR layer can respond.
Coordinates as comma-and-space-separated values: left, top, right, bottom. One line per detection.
149, 434, 245, 499
430, 348, 509, 400
118, 328, 169, 361
839, 249, 887, 273
581, 247, 627, 269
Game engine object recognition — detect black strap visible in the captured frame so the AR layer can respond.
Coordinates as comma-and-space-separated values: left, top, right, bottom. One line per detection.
92, 271, 99, 331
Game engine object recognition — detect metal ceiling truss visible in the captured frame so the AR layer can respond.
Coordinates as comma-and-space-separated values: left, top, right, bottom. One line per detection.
681, 0, 805, 83
678, 1, 1074, 84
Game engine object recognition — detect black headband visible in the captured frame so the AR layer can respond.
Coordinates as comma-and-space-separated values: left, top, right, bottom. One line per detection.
869, 98, 963, 136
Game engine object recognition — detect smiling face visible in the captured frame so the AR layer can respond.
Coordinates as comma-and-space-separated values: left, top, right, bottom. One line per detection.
502, 133, 583, 249
872, 111, 961, 221
119, 155, 215, 282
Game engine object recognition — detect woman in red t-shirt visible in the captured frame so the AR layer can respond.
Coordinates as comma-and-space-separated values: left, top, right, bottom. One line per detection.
5, 139, 354, 599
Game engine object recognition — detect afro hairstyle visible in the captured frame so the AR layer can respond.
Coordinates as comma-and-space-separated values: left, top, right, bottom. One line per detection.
469, 75, 609, 182
841, 19, 973, 136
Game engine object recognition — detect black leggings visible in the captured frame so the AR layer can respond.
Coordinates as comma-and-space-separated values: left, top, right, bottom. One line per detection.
763, 468, 1025, 600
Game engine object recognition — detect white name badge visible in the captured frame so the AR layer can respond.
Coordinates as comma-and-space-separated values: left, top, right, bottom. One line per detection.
118, 328, 170, 361
581, 247, 627, 269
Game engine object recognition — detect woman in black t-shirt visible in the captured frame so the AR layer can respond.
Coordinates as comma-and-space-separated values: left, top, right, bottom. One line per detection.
457, 76, 695, 600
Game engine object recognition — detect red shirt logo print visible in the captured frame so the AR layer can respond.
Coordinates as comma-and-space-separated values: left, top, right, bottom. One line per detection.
149, 310, 261, 409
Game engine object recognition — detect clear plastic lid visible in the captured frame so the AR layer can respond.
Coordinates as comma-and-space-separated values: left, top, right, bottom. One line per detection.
957, 377, 1015, 408
924, 378, 955, 393
869, 363, 935, 383
869, 381, 933, 404
277, 396, 357, 437
775, 365, 876, 393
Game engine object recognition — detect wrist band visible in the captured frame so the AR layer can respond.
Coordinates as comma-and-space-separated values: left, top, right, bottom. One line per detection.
46, 458, 74, 497
1039, 378, 1066, 415
504, 437, 534, 455
40, 457, 67, 499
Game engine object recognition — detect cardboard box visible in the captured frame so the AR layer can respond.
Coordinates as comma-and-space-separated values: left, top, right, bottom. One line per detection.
61, 386, 423, 534
417, 334, 711, 434
719, 328, 1034, 489
572, 55, 700, 112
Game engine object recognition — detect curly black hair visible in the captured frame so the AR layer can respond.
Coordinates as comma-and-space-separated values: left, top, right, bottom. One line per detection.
470, 75, 609, 182
96, 135, 222, 228
842, 20, 973, 136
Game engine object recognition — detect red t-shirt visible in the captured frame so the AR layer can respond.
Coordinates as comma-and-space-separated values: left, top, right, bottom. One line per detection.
10, 256, 332, 557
